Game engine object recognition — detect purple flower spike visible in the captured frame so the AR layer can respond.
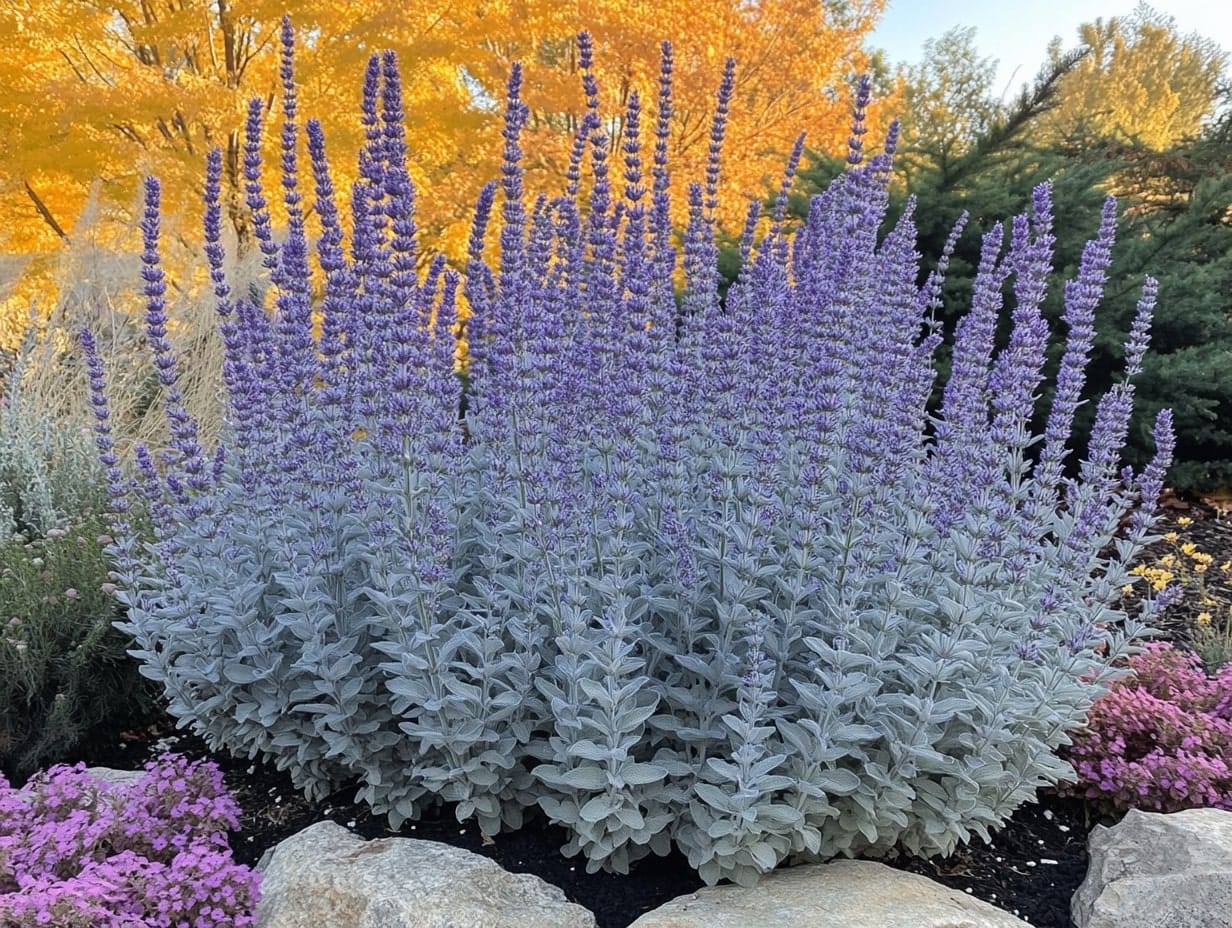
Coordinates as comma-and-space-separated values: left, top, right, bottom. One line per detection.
704, 58, 737, 218
138, 177, 206, 493
847, 74, 873, 165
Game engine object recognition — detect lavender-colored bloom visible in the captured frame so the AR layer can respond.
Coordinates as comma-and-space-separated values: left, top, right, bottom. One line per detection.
1124, 275, 1159, 379
704, 58, 736, 218
243, 98, 279, 276
498, 63, 529, 291
269, 17, 317, 398
138, 178, 206, 496
1125, 409, 1176, 541
79, 328, 131, 527
846, 75, 872, 165
381, 50, 418, 306
648, 41, 676, 313
1039, 197, 1117, 487
988, 185, 1053, 452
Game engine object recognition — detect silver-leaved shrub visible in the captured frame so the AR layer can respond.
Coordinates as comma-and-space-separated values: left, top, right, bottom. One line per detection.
87, 23, 1176, 887
1, 341, 104, 542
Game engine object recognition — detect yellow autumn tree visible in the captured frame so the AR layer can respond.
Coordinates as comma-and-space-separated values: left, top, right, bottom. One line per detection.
0, 0, 888, 347
1037, 3, 1226, 151
0, 0, 496, 346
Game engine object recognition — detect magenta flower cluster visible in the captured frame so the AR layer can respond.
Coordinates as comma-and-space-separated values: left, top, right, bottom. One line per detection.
1061, 641, 1232, 813
0, 754, 260, 927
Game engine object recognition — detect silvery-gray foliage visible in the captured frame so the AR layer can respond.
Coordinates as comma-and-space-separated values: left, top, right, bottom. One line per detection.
1, 339, 104, 541
86, 24, 1177, 888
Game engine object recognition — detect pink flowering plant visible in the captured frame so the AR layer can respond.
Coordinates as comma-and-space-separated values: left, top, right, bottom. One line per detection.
0, 754, 260, 927
1059, 641, 1232, 813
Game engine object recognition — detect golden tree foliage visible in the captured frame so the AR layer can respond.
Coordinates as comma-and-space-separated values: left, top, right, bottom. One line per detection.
1, 0, 888, 347
460, 0, 890, 230
1039, 3, 1227, 151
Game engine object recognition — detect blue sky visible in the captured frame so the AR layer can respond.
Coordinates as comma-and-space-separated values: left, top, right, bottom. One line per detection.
869, 0, 1232, 101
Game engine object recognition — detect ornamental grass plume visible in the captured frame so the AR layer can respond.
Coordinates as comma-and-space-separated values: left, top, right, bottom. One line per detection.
85, 20, 1176, 887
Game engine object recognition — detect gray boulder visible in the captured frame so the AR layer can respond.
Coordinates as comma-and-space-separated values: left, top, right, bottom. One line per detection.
628, 859, 1031, 928
256, 820, 597, 928
10, 766, 145, 804
84, 766, 146, 791
1072, 807, 1232, 928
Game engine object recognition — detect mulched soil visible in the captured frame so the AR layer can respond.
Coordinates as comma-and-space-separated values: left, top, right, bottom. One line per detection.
57, 497, 1232, 928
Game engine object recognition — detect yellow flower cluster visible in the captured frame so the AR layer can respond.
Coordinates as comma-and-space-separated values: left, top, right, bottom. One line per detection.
1129, 564, 1175, 592
1173, 541, 1215, 572
1123, 515, 1232, 671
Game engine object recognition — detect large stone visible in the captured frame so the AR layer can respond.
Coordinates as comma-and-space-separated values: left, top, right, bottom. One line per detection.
10, 766, 145, 804
628, 859, 1031, 928
256, 820, 597, 928
84, 766, 146, 791
1072, 807, 1232, 928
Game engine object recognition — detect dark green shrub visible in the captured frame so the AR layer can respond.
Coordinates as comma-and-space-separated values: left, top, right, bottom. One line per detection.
0, 510, 161, 784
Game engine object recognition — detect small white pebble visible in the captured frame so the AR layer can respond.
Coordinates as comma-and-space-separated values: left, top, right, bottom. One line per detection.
1040, 858, 1058, 865
247, 836, 254, 842
1043, 809, 1053, 821
1037, 839, 1045, 845
347, 820, 356, 828
995, 857, 1003, 863
247, 766, 255, 775
274, 796, 282, 804
1026, 860, 1037, 867
1058, 825, 1070, 833
964, 887, 973, 894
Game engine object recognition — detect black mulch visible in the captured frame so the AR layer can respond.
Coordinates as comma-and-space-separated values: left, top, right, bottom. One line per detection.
57, 499, 1232, 928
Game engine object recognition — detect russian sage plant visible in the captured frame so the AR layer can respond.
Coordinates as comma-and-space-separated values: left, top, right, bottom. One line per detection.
87, 22, 1176, 887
